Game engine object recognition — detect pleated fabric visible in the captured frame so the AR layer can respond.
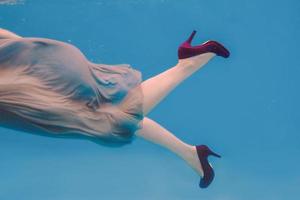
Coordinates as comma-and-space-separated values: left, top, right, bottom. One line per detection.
0, 37, 144, 143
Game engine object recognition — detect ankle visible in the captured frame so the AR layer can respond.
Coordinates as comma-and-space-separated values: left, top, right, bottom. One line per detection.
177, 53, 216, 71
179, 144, 195, 162
177, 58, 196, 69
185, 145, 204, 177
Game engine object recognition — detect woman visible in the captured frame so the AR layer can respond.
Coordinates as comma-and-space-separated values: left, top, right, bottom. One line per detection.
0, 28, 229, 188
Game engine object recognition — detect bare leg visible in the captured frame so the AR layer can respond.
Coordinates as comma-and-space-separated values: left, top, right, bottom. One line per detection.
136, 53, 218, 177
136, 117, 204, 176
141, 52, 215, 115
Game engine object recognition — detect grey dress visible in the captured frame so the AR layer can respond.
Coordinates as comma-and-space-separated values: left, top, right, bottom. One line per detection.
0, 37, 144, 143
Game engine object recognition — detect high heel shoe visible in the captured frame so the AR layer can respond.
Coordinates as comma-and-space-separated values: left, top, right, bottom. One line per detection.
196, 145, 221, 188
178, 30, 230, 59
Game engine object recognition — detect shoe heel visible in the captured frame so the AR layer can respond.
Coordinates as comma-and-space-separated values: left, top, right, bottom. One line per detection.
208, 149, 221, 158
186, 30, 197, 44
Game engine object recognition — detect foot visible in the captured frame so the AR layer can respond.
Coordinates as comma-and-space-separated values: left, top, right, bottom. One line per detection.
178, 30, 230, 59
185, 146, 207, 177
178, 52, 216, 72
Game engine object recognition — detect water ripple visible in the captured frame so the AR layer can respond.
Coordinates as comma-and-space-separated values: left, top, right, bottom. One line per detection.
0, 0, 24, 5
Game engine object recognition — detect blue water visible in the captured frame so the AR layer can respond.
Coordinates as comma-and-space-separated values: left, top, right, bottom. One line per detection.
1, 0, 299, 199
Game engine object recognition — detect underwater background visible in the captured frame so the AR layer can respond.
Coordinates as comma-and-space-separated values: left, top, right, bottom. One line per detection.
0, 0, 299, 199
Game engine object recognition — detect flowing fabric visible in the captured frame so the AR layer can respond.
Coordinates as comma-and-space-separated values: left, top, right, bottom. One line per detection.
0, 37, 144, 143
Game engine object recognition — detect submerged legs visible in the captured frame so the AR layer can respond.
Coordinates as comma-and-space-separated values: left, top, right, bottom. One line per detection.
135, 53, 217, 176
140, 53, 215, 115
135, 117, 204, 176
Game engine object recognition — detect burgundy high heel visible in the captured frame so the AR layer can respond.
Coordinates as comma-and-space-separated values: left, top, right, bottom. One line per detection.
196, 145, 221, 188
178, 30, 230, 59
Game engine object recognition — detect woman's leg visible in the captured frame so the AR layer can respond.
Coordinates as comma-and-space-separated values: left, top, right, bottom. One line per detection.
136, 53, 217, 176
136, 117, 204, 176
141, 52, 215, 115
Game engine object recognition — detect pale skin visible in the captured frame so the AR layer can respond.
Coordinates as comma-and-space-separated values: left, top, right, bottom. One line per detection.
0, 28, 216, 178
138, 53, 215, 177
